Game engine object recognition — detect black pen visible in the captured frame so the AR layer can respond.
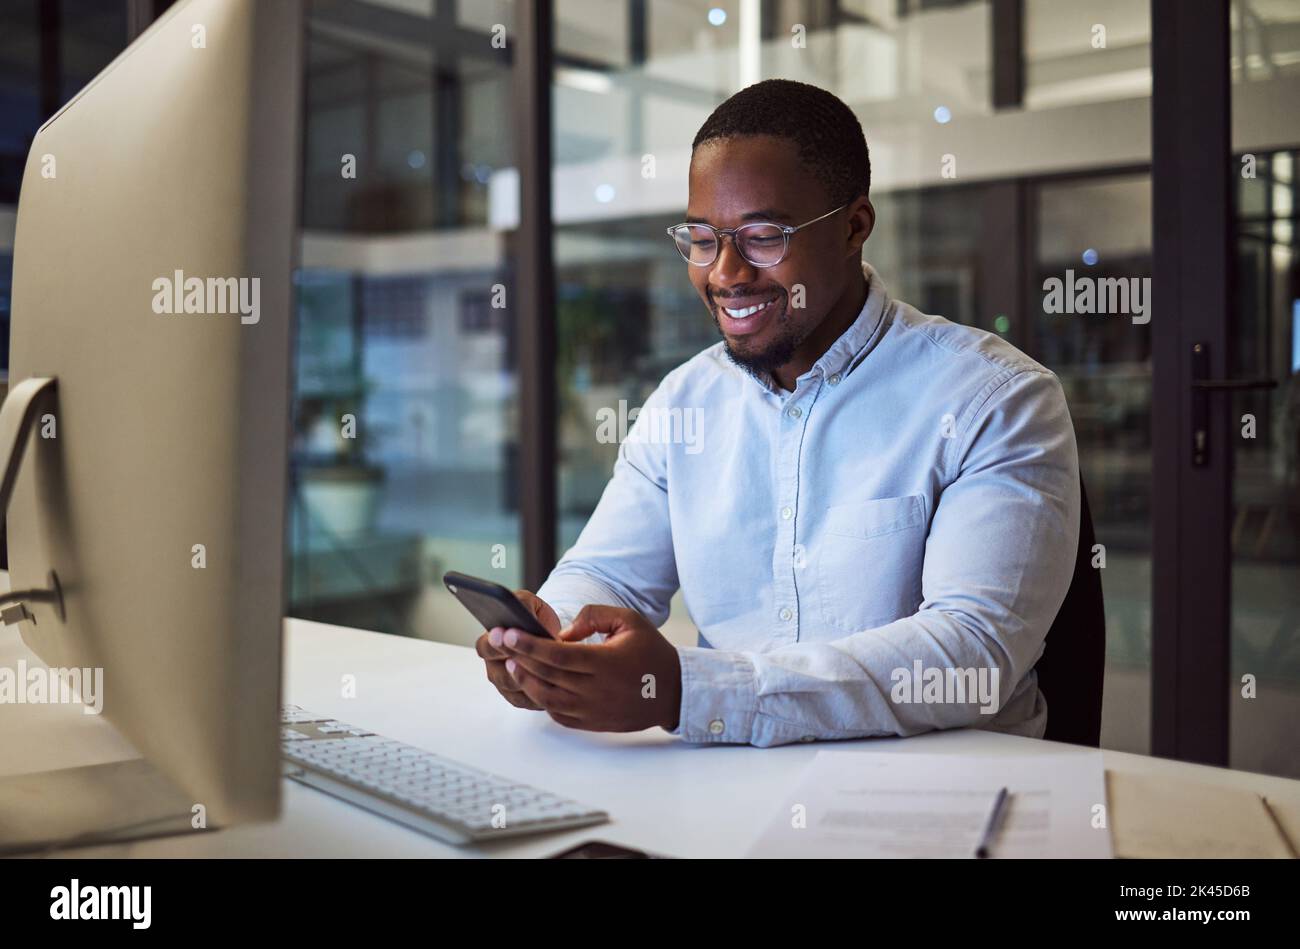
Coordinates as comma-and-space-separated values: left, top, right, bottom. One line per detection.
975, 787, 1010, 859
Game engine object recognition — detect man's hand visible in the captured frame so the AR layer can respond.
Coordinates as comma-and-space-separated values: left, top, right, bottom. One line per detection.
499, 604, 682, 733
474, 589, 560, 711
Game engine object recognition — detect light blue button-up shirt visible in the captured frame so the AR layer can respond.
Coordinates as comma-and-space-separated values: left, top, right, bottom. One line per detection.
538, 262, 1080, 746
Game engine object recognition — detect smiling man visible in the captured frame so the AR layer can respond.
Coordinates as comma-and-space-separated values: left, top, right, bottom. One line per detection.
475, 79, 1081, 746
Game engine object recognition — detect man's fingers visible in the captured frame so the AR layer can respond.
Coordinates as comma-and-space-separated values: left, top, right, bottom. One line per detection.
546, 709, 589, 730
484, 657, 523, 691
513, 589, 562, 637
505, 652, 587, 692
501, 689, 544, 711
483, 657, 512, 686
556, 604, 636, 642
510, 663, 583, 718
476, 627, 509, 660
499, 628, 596, 673
484, 660, 543, 709
516, 590, 548, 621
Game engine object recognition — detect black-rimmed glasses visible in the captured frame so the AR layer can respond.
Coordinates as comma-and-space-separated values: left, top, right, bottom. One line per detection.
666, 203, 848, 268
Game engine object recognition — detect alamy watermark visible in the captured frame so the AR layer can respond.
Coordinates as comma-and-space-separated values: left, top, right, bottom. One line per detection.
0, 660, 103, 715
890, 660, 1000, 715
1042, 269, 1150, 325
151, 270, 260, 324
595, 400, 703, 455
50, 879, 150, 929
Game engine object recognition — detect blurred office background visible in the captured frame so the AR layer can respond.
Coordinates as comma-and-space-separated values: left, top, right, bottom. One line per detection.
0, 0, 1297, 777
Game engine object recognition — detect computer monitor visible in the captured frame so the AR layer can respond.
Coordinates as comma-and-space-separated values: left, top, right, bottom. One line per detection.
0, 0, 302, 848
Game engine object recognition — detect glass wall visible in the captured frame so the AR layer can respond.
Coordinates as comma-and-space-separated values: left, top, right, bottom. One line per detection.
1230, 0, 1300, 777
290, 0, 522, 643
0, 0, 128, 558
0, 2, 41, 207
58, 0, 128, 102
1019, 1, 1153, 755
1032, 173, 1152, 754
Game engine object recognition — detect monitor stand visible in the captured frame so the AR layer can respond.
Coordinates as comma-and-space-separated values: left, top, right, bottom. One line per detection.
0, 376, 58, 512
0, 758, 211, 855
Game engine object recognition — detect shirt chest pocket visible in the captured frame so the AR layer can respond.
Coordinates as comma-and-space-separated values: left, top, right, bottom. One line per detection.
815, 494, 927, 634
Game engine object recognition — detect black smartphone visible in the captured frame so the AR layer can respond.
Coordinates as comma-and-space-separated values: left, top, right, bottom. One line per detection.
443, 571, 552, 638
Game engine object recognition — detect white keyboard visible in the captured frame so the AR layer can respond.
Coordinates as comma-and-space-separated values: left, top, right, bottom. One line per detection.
280, 706, 608, 845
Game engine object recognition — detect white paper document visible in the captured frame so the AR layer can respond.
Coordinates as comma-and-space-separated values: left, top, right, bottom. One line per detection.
748, 749, 1113, 858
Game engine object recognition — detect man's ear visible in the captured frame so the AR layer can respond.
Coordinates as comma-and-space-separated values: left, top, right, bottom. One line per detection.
846, 196, 874, 258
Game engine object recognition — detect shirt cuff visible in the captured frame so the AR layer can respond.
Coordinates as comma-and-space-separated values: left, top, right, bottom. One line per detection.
670, 645, 759, 743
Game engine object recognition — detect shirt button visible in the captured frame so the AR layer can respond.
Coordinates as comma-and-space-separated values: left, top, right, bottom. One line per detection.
779, 608, 793, 622
780, 506, 793, 520
827, 373, 841, 386
786, 405, 802, 419
708, 719, 725, 735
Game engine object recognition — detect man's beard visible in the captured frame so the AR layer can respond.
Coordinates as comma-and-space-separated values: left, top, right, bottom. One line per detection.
713, 303, 806, 377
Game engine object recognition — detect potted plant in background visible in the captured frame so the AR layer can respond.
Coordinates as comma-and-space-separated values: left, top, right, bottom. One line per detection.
296, 381, 387, 539
556, 281, 651, 512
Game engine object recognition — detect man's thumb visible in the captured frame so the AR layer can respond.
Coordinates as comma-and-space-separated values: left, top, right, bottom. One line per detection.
557, 604, 625, 642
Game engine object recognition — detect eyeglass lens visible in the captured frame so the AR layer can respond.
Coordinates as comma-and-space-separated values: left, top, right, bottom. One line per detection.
671, 224, 787, 266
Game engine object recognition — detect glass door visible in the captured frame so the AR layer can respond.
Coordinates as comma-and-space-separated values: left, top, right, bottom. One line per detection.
1228, 2, 1300, 778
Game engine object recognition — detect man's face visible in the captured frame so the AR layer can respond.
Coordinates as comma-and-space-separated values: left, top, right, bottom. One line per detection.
685, 134, 856, 376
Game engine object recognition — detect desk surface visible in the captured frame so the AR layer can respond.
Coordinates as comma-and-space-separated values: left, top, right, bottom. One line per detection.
4, 618, 1300, 858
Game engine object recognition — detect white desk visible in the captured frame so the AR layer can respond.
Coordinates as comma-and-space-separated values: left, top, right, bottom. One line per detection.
4, 617, 1300, 858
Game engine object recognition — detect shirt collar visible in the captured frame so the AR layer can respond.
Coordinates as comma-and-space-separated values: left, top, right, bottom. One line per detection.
732, 260, 889, 393
807, 260, 889, 384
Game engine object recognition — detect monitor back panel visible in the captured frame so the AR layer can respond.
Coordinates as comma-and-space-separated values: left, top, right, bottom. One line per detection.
7, 0, 303, 824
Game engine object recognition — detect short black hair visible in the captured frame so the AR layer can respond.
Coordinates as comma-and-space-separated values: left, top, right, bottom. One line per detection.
691, 79, 871, 206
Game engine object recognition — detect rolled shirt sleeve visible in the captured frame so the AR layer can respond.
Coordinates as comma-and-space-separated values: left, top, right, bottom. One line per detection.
537, 379, 681, 634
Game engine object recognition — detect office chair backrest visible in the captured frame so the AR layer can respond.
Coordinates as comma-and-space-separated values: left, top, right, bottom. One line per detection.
1035, 475, 1106, 747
